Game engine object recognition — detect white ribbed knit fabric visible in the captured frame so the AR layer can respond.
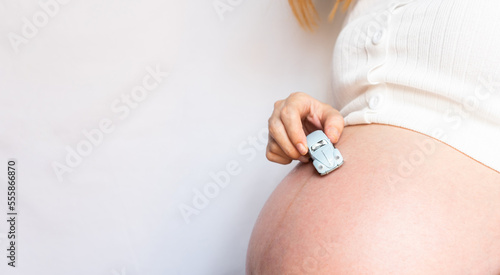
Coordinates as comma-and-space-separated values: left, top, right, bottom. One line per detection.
332, 0, 500, 172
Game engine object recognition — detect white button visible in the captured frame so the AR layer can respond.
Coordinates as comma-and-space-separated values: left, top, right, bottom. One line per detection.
368, 94, 383, 110
372, 30, 384, 45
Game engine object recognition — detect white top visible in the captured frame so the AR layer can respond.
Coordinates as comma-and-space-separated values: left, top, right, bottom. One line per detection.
332, 0, 500, 172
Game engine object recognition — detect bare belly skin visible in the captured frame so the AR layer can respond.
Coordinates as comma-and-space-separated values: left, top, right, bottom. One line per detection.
247, 124, 500, 275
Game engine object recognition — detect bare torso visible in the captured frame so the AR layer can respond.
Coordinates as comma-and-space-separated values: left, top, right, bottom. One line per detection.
247, 124, 500, 274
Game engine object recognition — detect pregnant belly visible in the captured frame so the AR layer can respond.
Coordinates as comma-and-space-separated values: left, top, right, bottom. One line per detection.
246, 124, 500, 275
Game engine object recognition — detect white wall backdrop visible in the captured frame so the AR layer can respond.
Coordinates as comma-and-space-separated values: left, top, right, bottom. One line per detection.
0, 0, 344, 274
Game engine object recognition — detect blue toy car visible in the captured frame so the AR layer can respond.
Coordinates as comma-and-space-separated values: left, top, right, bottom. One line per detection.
306, 130, 344, 175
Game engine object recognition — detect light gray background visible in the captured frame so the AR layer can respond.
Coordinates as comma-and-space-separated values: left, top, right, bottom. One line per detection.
0, 0, 344, 274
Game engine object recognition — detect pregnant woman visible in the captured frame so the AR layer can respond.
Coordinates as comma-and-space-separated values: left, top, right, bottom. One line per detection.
246, 0, 500, 274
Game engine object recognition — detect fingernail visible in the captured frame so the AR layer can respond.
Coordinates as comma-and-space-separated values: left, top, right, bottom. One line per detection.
327, 128, 339, 142
297, 143, 308, 155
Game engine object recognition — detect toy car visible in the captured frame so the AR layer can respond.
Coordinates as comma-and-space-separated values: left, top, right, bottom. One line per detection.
306, 130, 344, 175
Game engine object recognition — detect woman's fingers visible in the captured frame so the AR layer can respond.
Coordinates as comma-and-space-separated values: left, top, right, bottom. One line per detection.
280, 93, 310, 156
266, 135, 309, 164
267, 135, 289, 158
319, 103, 345, 143
266, 92, 344, 165
266, 151, 293, 164
268, 111, 302, 160
266, 135, 292, 164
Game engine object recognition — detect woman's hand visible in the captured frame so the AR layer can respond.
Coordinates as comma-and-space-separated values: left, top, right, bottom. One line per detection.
266, 92, 344, 164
